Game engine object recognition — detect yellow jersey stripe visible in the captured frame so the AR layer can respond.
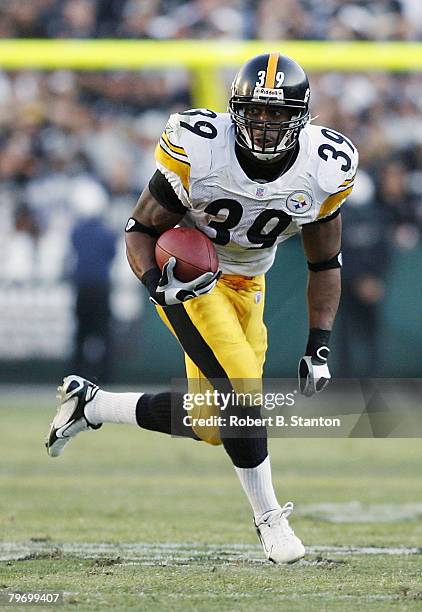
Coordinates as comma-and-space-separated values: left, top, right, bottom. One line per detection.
317, 185, 353, 219
157, 142, 190, 167
338, 180, 355, 190
264, 52, 279, 88
161, 132, 187, 157
155, 143, 190, 191
338, 172, 357, 188
159, 137, 189, 164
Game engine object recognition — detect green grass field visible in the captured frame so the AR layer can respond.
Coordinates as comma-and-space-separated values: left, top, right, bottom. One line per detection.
1, 389, 422, 611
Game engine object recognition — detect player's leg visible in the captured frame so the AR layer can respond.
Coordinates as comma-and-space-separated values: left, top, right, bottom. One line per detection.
48, 286, 232, 457
54, 278, 266, 455
184, 357, 289, 529
223, 276, 304, 562
46, 375, 199, 457
160, 276, 304, 562
215, 277, 278, 513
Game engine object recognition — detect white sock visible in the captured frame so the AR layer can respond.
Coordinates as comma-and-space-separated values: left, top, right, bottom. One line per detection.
234, 456, 281, 521
85, 389, 142, 425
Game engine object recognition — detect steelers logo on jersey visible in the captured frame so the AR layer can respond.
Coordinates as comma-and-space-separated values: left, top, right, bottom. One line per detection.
286, 191, 313, 214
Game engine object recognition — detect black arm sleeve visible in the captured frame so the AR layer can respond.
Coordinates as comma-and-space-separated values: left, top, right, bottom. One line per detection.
148, 170, 187, 215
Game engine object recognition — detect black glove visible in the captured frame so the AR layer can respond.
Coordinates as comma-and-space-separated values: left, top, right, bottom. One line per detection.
298, 328, 331, 397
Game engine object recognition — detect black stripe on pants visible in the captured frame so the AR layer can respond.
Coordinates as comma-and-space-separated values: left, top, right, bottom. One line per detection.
164, 304, 268, 468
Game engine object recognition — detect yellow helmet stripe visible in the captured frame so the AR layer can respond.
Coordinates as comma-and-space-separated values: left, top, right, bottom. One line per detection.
264, 52, 279, 88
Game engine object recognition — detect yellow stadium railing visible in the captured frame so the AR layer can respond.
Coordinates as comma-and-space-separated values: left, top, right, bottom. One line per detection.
1, 39, 421, 110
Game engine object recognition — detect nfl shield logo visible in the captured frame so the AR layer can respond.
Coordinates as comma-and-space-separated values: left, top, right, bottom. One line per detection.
256, 186, 265, 197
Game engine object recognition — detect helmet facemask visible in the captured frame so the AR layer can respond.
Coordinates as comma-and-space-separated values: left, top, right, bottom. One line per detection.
229, 99, 309, 161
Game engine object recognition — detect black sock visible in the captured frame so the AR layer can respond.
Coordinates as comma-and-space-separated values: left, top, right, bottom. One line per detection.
136, 392, 199, 439
136, 393, 268, 463
221, 436, 268, 468
220, 404, 268, 468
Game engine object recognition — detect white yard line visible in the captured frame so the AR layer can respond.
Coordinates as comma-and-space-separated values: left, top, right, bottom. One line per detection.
0, 542, 420, 563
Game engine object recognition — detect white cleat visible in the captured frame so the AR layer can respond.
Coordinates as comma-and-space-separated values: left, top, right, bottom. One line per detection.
46, 375, 102, 458
255, 502, 305, 564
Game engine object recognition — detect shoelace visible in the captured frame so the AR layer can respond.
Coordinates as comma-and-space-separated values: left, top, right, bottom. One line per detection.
259, 502, 295, 538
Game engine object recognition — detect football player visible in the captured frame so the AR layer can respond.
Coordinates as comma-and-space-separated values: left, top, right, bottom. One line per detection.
46, 52, 358, 564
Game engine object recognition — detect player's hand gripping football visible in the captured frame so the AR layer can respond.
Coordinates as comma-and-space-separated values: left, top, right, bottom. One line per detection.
152, 257, 221, 306
298, 348, 331, 397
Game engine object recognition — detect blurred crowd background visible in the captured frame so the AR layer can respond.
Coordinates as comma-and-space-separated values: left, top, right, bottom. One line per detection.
0, 0, 421, 41
0, 0, 421, 382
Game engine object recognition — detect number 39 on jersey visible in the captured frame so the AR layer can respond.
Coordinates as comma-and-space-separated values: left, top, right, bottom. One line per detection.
154, 109, 358, 276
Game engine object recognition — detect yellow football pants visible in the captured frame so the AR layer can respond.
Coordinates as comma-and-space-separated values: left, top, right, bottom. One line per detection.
156, 274, 267, 445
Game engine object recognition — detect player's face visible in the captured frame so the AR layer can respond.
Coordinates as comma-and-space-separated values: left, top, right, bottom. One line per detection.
244, 105, 292, 151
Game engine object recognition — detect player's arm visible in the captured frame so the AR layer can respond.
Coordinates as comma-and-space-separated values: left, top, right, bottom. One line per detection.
302, 213, 342, 330
298, 214, 342, 395
125, 173, 219, 306
125, 184, 183, 281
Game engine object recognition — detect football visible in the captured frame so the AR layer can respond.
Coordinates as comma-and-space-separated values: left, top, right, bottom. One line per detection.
155, 227, 219, 282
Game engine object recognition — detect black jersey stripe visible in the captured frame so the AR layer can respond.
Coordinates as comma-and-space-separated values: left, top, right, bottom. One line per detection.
164, 304, 234, 396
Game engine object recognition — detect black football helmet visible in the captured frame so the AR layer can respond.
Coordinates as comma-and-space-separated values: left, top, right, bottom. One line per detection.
229, 52, 310, 160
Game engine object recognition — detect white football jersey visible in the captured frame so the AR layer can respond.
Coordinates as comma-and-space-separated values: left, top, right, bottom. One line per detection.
155, 110, 358, 276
